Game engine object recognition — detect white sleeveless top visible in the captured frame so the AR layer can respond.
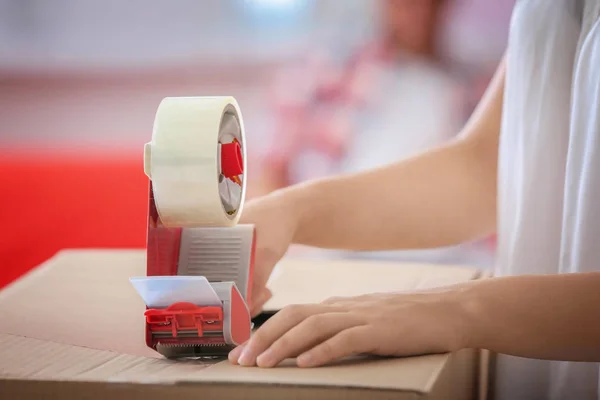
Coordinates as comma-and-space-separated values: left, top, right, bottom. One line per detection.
496, 0, 600, 399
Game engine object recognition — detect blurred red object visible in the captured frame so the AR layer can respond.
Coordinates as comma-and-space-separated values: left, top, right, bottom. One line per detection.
0, 151, 148, 289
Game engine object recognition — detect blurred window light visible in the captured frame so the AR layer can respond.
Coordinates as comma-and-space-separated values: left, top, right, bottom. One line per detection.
242, 0, 311, 17
245, 0, 304, 9
240, 0, 312, 33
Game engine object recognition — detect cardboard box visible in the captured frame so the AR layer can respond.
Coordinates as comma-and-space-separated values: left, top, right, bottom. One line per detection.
0, 250, 488, 399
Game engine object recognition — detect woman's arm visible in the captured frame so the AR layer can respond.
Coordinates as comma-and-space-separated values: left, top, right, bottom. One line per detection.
240, 55, 507, 314
278, 55, 506, 251
230, 269, 600, 368
462, 271, 600, 361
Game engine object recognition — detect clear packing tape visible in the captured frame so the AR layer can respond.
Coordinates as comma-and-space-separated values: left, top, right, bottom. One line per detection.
143, 96, 247, 228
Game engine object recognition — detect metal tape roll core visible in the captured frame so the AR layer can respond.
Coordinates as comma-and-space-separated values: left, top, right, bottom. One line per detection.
217, 107, 243, 216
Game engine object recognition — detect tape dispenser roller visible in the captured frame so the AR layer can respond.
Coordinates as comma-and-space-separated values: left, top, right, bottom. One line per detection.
130, 96, 256, 359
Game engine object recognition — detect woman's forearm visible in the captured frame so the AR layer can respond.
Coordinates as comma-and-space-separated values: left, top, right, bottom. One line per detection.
277, 56, 506, 252
283, 140, 497, 251
460, 272, 600, 361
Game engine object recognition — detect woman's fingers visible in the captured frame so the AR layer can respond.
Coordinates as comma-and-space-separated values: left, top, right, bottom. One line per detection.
255, 312, 364, 368
228, 341, 247, 364
237, 304, 334, 366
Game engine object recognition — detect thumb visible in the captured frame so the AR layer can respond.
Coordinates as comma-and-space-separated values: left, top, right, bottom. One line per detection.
250, 287, 273, 318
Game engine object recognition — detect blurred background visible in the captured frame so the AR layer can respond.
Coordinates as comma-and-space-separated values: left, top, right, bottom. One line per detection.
0, 0, 515, 288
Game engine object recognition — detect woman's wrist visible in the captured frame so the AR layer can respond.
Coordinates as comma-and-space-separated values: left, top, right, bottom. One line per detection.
450, 280, 489, 351
275, 180, 321, 246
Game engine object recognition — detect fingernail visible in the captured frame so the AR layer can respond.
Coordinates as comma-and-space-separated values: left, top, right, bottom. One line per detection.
228, 344, 245, 364
297, 352, 314, 367
256, 348, 275, 368
238, 345, 254, 366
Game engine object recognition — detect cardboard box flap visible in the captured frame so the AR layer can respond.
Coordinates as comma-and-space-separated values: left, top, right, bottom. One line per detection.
0, 332, 475, 395
0, 250, 479, 357
0, 333, 212, 383
0, 250, 157, 358
0, 249, 483, 398
190, 352, 467, 392
264, 257, 481, 311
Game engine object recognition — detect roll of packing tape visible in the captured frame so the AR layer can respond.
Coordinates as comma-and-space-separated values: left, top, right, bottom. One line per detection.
144, 96, 247, 227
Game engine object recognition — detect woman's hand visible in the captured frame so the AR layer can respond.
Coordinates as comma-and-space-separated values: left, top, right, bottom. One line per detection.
240, 189, 300, 317
228, 287, 470, 368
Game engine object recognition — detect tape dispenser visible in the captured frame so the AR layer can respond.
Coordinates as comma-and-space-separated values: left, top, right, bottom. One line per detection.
130, 97, 255, 359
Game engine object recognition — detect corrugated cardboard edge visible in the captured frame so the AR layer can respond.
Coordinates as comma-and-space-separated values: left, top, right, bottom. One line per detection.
0, 330, 476, 400
0, 333, 427, 400
0, 380, 423, 400
189, 351, 476, 397
0, 333, 215, 383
